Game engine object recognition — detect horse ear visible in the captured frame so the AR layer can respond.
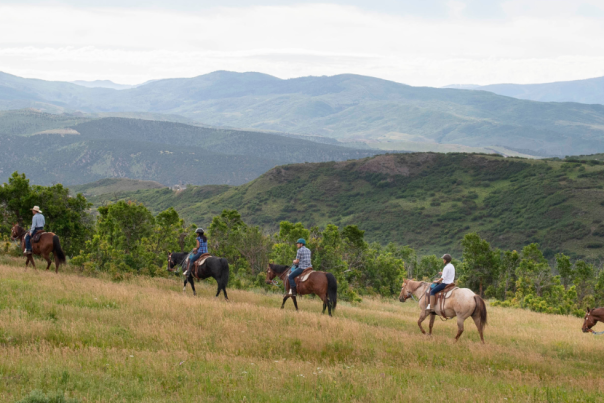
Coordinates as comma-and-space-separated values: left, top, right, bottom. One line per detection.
587, 307, 591, 313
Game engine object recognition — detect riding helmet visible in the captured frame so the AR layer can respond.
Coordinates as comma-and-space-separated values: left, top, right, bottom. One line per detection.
441, 253, 452, 263
297, 238, 306, 245
195, 228, 205, 234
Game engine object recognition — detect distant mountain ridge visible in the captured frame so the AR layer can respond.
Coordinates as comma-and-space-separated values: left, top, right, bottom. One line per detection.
0, 109, 382, 186
448, 75, 604, 105
4, 70, 604, 156
71, 80, 135, 90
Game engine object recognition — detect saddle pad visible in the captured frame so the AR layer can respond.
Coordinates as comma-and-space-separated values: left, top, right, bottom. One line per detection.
444, 288, 459, 299
195, 254, 212, 267
299, 268, 314, 282
32, 232, 46, 243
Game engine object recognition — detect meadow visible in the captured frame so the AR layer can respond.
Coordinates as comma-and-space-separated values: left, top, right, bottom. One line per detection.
0, 258, 603, 402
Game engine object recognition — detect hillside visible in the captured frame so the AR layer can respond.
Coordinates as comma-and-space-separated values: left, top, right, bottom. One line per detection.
5, 71, 604, 156
477, 75, 604, 105
0, 261, 602, 402
84, 153, 604, 258
70, 178, 165, 196
0, 112, 382, 186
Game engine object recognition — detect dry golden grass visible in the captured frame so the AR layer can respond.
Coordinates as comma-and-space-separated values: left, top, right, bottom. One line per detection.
0, 259, 603, 402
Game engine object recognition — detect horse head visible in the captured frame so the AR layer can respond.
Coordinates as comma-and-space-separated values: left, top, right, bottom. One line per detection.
583, 307, 598, 333
399, 280, 413, 302
10, 223, 24, 240
265, 264, 277, 284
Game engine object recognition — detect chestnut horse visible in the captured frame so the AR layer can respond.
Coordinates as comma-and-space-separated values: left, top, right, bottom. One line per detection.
398, 279, 487, 343
265, 264, 337, 316
10, 224, 66, 273
582, 307, 604, 334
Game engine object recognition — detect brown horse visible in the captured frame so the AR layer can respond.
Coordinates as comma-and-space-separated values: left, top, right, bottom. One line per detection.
582, 307, 604, 333
398, 279, 487, 343
10, 224, 66, 273
265, 264, 337, 316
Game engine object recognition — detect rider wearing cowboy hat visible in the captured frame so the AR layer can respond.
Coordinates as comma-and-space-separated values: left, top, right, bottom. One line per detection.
24, 206, 45, 255
289, 238, 311, 297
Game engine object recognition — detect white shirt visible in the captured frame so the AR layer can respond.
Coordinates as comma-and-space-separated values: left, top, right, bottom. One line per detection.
442, 263, 455, 284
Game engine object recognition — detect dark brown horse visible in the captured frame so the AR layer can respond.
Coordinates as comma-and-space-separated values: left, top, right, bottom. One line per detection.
582, 307, 604, 333
10, 224, 66, 273
167, 252, 230, 300
265, 264, 337, 316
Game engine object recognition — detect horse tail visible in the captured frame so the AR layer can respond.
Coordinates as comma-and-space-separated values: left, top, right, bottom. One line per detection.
473, 295, 488, 327
221, 258, 230, 287
53, 235, 66, 264
326, 272, 337, 311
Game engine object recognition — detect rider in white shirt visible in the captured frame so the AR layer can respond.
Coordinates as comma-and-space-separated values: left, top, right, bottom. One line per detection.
427, 254, 455, 313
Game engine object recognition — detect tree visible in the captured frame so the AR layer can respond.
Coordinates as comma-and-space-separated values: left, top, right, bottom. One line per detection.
460, 233, 499, 297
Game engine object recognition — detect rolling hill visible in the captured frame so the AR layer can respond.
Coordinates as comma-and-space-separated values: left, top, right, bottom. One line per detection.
80, 152, 604, 259
4, 71, 604, 156
475, 75, 604, 105
0, 111, 382, 186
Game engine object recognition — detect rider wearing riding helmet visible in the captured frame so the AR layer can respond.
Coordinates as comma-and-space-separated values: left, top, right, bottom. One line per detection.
289, 238, 311, 297
185, 228, 208, 276
426, 253, 455, 312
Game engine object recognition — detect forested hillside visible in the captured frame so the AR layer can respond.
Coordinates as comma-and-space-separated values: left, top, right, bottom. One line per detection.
0, 112, 381, 186
4, 71, 604, 156
85, 153, 604, 259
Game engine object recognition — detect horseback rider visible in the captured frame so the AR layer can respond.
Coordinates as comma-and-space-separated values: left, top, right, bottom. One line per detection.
184, 228, 208, 276
24, 206, 45, 255
289, 238, 311, 297
426, 253, 455, 312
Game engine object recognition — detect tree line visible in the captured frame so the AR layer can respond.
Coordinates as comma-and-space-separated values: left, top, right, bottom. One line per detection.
1, 172, 603, 315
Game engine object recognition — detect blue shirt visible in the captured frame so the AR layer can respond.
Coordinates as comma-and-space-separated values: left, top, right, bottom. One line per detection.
197, 237, 208, 254
31, 213, 45, 232
296, 246, 312, 270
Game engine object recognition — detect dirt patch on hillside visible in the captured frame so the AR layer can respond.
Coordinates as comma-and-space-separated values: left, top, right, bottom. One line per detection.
337, 153, 438, 177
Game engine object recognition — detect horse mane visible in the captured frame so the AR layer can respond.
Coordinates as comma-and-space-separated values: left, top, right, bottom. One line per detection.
269, 263, 290, 274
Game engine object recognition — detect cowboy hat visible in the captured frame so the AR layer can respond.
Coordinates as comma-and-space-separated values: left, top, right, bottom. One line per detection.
31, 206, 42, 213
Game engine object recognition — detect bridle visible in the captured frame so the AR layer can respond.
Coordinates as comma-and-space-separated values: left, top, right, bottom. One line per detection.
400, 281, 427, 304
266, 266, 288, 287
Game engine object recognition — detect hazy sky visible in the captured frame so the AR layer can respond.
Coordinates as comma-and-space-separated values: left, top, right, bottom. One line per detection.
2, 0, 604, 86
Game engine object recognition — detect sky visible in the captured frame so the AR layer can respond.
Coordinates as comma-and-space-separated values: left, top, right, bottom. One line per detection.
1, 0, 604, 87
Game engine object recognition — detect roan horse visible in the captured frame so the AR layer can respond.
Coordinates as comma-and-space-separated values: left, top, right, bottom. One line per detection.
167, 252, 230, 300
265, 264, 337, 316
11, 224, 66, 273
582, 307, 604, 334
398, 279, 487, 343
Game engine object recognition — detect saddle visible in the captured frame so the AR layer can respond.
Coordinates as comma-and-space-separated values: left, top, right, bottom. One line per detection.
184, 253, 212, 278
296, 267, 314, 283
32, 232, 46, 243
426, 283, 458, 319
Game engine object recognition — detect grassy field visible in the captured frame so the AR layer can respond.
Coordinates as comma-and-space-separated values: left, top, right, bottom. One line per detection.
0, 258, 603, 402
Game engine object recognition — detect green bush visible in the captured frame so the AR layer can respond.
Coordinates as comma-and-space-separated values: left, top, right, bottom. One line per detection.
16, 389, 81, 403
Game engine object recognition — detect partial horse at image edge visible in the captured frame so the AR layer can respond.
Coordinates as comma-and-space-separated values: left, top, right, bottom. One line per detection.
10, 224, 66, 273
399, 279, 487, 343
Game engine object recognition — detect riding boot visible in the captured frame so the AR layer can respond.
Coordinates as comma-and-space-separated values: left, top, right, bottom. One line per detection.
426, 295, 436, 312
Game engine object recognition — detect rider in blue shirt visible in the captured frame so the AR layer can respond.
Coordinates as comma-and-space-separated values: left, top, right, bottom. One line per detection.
24, 206, 45, 254
185, 228, 208, 275
289, 238, 311, 296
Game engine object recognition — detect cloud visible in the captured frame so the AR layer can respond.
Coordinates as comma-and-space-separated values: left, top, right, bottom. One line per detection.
0, 3, 604, 86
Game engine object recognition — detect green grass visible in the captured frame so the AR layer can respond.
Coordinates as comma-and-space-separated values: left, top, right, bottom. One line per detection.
0, 260, 603, 402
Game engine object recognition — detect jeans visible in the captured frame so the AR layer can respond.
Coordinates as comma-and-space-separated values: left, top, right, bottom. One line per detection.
289, 266, 304, 290
25, 227, 43, 251
430, 282, 448, 296
190, 251, 204, 265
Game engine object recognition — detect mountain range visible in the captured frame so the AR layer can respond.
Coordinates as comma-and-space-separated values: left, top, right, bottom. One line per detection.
4, 70, 604, 156
0, 109, 381, 186
446, 75, 604, 105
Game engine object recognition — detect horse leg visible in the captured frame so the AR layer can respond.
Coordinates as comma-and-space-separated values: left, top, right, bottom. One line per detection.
183, 277, 188, 292
188, 276, 196, 296
428, 314, 436, 335
222, 286, 229, 301
292, 296, 299, 311
29, 254, 36, 269
417, 311, 428, 334
472, 313, 485, 344
454, 316, 465, 342
281, 295, 290, 309
44, 252, 52, 271
54, 253, 60, 273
